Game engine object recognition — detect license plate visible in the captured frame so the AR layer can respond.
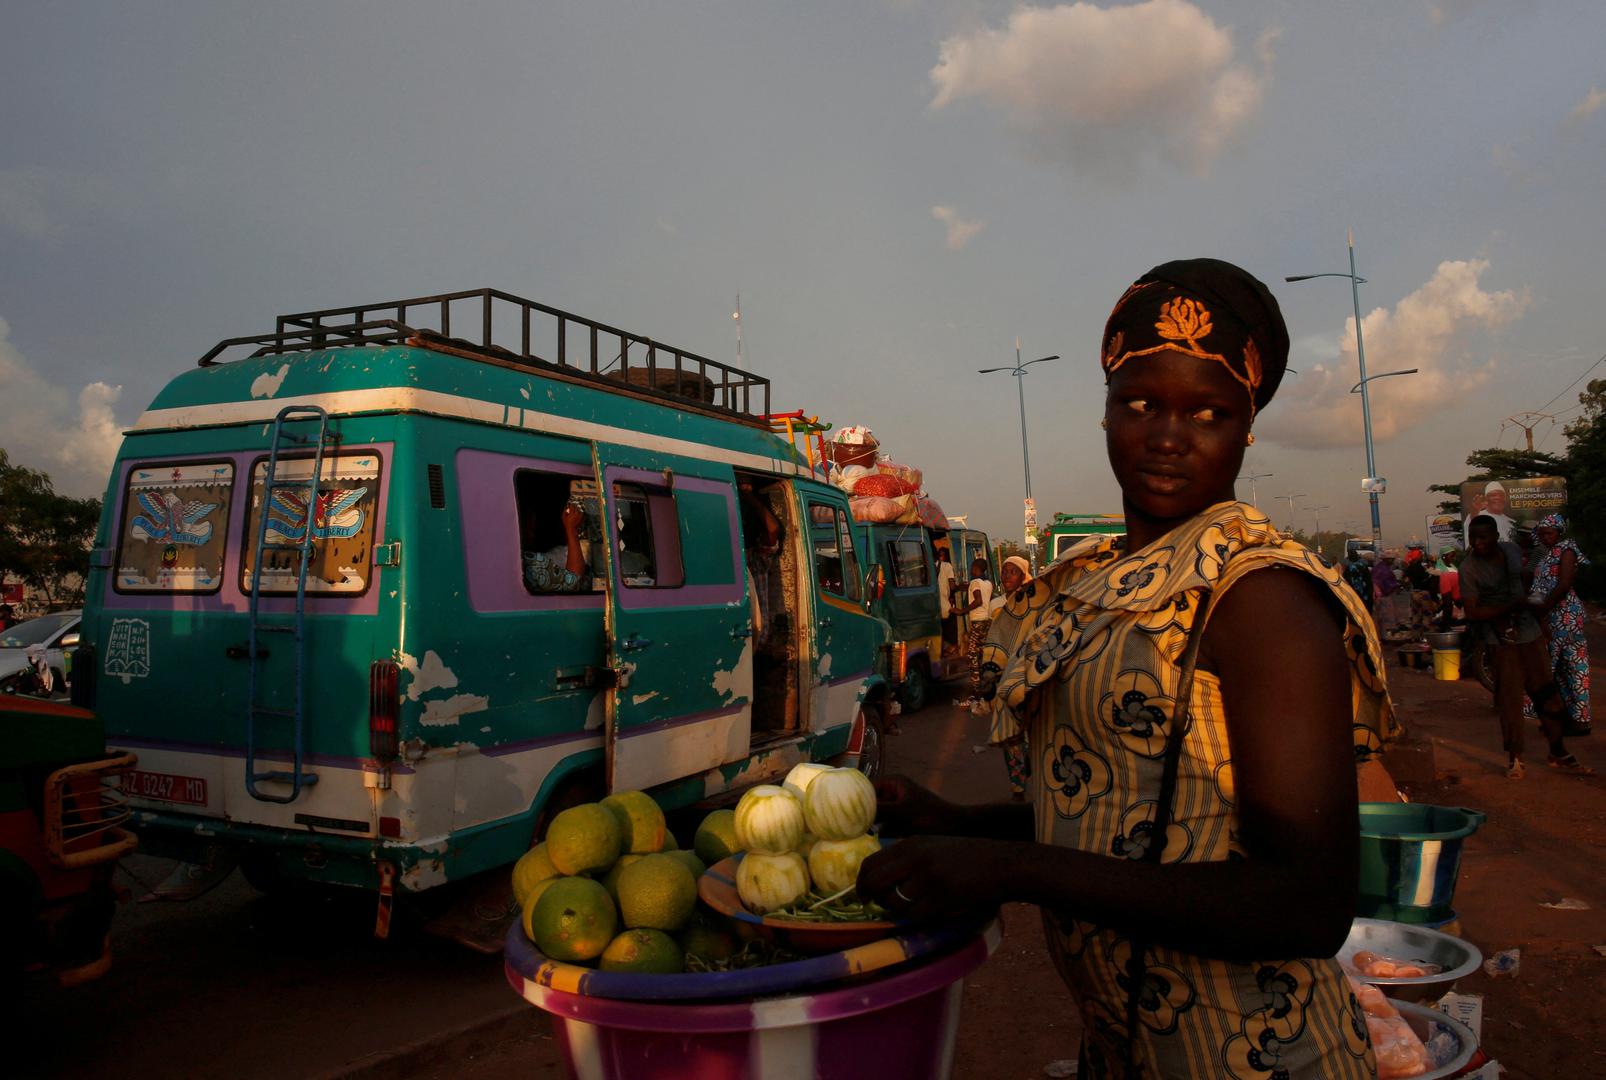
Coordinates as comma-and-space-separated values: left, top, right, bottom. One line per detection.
122, 769, 208, 805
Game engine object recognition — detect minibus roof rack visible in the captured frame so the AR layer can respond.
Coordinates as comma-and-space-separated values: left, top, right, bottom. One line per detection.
197, 288, 771, 423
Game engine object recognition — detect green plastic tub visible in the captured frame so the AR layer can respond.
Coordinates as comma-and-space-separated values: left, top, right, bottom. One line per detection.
1356, 803, 1485, 924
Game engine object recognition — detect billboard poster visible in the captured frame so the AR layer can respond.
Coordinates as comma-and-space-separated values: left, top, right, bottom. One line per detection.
1425, 514, 1463, 558
1458, 477, 1567, 544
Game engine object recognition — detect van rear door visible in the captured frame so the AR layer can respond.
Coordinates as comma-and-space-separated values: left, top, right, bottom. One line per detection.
590, 444, 752, 793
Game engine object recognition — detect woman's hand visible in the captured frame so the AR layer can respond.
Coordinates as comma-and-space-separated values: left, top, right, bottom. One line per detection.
561, 503, 585, 532
873, 775, 965, 837
856, 836, 1011, 924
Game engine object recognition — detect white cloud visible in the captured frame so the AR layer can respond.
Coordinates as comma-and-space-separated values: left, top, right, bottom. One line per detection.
1259, 260, 1529, 450
929, 1, 1275, 178
1569, 86, 1606, 123
0, 317, 127, 496
931, 204, 985, 250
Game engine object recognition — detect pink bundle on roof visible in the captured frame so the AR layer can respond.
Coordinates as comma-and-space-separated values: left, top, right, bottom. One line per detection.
849, 494, 916, 524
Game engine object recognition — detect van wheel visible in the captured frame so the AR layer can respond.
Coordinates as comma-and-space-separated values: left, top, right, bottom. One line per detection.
855, 704, 887, 781
898, 659, 931, 713
532, 770, 605, 845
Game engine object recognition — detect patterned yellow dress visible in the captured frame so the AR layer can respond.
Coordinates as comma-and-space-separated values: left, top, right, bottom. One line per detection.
981, 501, 1397, 1079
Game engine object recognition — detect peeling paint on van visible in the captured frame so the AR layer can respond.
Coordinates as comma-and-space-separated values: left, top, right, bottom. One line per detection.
421, 693, 490, 726
631, 691, 659, 705
818, 652, 833, 679
711, 641, 753, 704
401, 649, 458, 701
250, 363, 291, 399
401, 841, 450, 889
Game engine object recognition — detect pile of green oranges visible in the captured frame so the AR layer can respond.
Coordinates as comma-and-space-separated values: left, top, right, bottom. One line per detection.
511, 791, 745, 973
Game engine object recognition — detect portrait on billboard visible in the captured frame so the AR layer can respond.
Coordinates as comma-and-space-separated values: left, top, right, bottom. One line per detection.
1459, 477, 1567, 545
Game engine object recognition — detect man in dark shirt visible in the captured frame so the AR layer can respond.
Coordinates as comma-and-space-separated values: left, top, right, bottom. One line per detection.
1461, 515, 1591, 777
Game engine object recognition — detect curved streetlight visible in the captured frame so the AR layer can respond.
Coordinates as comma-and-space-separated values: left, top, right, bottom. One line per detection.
1350, 368, 1418, 395
1286, 231, 1414, 553
980, 342, 1060, 572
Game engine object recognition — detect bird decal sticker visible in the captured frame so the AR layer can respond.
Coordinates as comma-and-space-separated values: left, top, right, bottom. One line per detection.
265, 486, 370, 542
130, 491, 219, 546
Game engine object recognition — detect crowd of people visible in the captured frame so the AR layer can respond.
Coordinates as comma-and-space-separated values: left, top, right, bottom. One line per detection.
1341, 516, 1595, 764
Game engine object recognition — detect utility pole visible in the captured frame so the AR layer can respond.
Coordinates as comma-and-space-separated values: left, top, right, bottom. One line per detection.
733, 294, 743, 368
1303, 504, 1331, 547
1501, 411, 1555, 451
1237, 468, 1274, 508
1278, 493, 1307, 533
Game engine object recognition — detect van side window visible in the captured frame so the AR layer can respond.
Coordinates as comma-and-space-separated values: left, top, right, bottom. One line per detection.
515, 470, 603, 594
808, 503, 861, 601
887, 539, 929, 589
613, 481, 685, 589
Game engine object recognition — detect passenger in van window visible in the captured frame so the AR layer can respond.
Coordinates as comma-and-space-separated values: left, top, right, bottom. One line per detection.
523, 502, 593, 594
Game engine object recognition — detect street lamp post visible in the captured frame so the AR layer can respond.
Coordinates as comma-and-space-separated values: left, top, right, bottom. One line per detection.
1237, 469, 1273, 507
1303, 503, 1331, 550
979, 341, 1060, 573
1277, 493, 1306, 533
1286, 231, 1415, 555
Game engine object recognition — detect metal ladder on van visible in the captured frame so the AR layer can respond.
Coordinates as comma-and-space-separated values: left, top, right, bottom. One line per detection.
244, 405, 329, 803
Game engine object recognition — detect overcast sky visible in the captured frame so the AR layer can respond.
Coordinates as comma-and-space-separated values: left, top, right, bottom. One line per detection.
4, 1, 1604, 547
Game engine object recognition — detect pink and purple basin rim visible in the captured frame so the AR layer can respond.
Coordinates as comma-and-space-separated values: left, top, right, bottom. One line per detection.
503, 916, 999, 1005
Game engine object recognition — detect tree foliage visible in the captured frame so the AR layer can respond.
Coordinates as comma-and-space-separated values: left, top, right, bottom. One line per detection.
0, 449, 101, 607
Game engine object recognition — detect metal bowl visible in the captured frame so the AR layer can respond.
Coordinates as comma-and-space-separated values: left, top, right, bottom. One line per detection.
1338, 918, 1482, 1002
1392, 999, 1478, 1080
1425, 630, 1462, 651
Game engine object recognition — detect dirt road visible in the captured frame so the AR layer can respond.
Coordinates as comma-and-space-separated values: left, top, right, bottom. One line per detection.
19, 653, 1605, 1078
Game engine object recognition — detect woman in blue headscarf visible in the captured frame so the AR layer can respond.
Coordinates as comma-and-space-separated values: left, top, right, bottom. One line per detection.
1532, 514, 1592, 737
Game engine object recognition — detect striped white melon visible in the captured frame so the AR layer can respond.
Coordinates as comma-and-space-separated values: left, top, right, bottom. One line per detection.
733, 785, 806, 855
803, 768, 877, 841
782, 761, 833, 802
737, 851, 810, 914
807, 834, 881, 895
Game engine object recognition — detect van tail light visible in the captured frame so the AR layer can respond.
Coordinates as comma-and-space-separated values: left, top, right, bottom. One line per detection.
369, 660, 400, 764
887, 642, 908, 684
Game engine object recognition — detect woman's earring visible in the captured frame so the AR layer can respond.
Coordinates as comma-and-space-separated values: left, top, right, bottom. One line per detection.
1100, 418, 1108, 430
1245, 432, 1255, 446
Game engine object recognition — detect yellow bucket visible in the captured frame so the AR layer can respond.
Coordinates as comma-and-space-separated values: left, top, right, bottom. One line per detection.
1432, 649, 1461, 681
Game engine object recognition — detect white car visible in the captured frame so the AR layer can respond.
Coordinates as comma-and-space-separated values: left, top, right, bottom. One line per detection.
0, 610, 82, 696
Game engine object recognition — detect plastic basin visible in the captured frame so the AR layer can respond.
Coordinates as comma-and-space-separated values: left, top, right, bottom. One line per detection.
1357, 804, 1485, 924
505, 921, 1001, 1079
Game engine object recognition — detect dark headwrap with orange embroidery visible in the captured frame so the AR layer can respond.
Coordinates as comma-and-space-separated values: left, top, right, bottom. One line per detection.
1101, 258, 1290, 421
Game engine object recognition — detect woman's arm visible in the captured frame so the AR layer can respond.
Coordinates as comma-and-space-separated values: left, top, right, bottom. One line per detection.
560, 504, 587, 576
859, 570, 1357, 962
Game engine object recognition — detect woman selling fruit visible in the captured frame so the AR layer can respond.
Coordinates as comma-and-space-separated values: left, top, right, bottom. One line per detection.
857, 259, 1398, 1079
